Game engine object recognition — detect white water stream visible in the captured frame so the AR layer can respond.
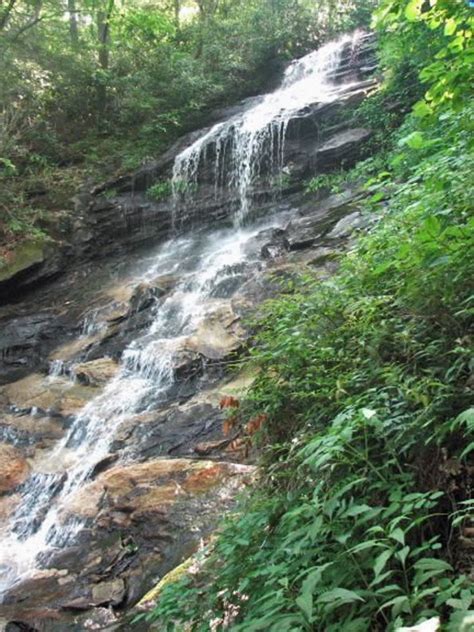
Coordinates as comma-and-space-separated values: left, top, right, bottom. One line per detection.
0, 32, 361, 598
173, 32, 361, 224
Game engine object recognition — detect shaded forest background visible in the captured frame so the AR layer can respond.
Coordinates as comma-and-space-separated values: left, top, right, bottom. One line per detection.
0, 0, 374, 244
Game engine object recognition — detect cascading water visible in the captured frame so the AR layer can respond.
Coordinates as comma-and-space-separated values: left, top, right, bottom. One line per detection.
172, 32, 361, 225
0, 31, 364, 599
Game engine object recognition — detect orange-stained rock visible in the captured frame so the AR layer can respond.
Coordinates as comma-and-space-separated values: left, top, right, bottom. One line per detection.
185, 463, 226, 493
65, 458, 255, 522
0, 413, 64, 447
0, 443, 30, 493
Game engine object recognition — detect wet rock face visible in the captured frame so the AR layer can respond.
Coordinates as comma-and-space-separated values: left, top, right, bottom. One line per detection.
0, 312, 68, 385
73, 358, 119, 386
0, 444, 30, 493
311, 127, 372, 171
0, 34, 377, 308
0, 459, 255, 630
1, 373, 99, 417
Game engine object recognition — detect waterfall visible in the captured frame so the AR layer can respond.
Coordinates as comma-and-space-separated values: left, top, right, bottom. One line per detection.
172, 32, 361, 226
0, 31, 363, 600
0, 226, 280, 596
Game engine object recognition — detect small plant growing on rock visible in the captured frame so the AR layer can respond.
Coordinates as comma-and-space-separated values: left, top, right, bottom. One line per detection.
147, 180, 172, 201
306, 171, 344, 195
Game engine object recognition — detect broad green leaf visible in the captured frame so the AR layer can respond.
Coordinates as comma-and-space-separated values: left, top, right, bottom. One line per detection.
390, 528, 405, 546
461, 442, 474, 459
374, 549, 392, 577
317, 588, 365, 604
405, 0, 423, 21
455, 408, 474, 429
399, 131, 426, 150
444, 18, 457, 37
397, 546, 410, 566
299, 562, 333, 589
344, 503, 373, 518
379, 595, 411, 616
413, 100, 433, 118
296, 592, 313, 621
414, 558, 453, 572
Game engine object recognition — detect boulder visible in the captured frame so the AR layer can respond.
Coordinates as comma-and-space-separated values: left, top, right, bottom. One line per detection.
326, 210, 368, 239
286, 214, 327, 250
1, 374, 99, 417
185, 303, 244, 361
73, 358, 119, 386
243, 227, 289, 260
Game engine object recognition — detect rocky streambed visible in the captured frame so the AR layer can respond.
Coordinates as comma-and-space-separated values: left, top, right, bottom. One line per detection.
0, 31, 379, 630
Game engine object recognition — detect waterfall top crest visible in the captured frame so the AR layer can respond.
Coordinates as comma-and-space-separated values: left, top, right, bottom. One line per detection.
172, 31, 363, 225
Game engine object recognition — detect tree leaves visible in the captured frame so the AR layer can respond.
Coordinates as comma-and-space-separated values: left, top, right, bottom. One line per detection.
405, 0, 423, 21
398, 130, 426, 149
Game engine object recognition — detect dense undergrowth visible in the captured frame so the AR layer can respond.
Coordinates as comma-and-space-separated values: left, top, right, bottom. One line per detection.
138, 1, 474, 630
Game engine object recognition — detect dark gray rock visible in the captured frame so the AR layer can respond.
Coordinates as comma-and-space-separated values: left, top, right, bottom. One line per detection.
243, 227, 289, 260
285, 188, 363, 251
129, 283, 166, 314
312, 127, 372, 171
0, 312, 67, 384
286, 215, 327, 250
326, 211, 368, 239
114, 401, 227, 460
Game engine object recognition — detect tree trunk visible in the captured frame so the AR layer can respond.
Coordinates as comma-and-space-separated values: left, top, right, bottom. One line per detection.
96, 0, 115, 119
68, 0, 79, 47
197, 0, 219, 22
173, 0, 180, 29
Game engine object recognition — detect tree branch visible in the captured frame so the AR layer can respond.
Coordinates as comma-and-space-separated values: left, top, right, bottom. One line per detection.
0, 0, 17, 32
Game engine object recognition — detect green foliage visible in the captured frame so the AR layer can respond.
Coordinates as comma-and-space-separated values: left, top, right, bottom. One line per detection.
373, 0, 474, 112
147, 180, 173, 202
305, 172, 344, 195
144, 1, 474, 628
